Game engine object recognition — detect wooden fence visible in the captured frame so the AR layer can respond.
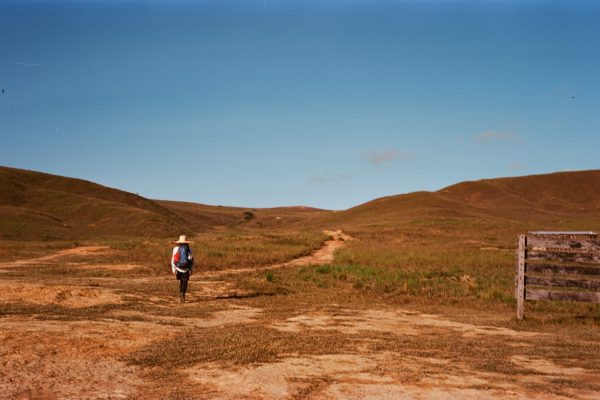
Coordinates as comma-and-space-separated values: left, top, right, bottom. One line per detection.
515, 231, 600, 319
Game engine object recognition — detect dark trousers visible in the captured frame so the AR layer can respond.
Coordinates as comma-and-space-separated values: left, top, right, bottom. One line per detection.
176, 270, 190, 294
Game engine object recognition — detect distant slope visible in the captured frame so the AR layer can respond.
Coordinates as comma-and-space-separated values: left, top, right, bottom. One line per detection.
438, 170, 600, 219
0, 166, 330, 240
4, 166, 599, 241
0, 166, 188, 240
156, 200, 330, 231
311, 170, 600, 234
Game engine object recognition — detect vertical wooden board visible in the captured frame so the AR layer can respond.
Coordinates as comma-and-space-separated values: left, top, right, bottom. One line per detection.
516, 234, 526, 320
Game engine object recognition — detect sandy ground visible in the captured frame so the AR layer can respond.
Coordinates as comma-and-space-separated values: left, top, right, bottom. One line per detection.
0, 246, 112, 271
0, 280, 124, 308
1, 231, 599, 399
270, 308, 541, 338
187, 352, 594, 400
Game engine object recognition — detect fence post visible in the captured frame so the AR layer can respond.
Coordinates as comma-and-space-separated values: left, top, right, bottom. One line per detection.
516, 234, 526, 320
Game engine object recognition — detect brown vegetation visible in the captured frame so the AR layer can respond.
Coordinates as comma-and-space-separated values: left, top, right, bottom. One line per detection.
0, 166, 331, 241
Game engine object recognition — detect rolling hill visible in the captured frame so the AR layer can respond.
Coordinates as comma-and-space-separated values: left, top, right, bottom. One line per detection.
439, 170, 600, 218
0, 166, 191, 240
2, 166, 599, 241
0, 166, 329, 240
310, 170, 600, 236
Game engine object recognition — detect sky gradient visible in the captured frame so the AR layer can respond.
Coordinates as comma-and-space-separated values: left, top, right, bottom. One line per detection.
1, 1, 599, 209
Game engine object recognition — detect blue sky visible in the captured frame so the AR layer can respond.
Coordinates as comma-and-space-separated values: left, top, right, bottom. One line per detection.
1, 1, 599, 209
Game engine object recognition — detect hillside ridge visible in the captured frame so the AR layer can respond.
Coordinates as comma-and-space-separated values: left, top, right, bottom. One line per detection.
0, 166, 187, 239
313, 169, 600, 233
2, 166, 599, 239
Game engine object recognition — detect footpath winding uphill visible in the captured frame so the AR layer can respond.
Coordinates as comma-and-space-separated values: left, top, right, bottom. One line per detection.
202, 229, 353, 279
285, 230, 353, 266
0, 231, 598, 399
198, 230, 353, 299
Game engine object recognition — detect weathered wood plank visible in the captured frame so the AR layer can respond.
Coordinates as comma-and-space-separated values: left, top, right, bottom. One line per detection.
516, 235, 526, 320
525, 288, 600, 303
528, 231, 597, 237
526, 264, 600, 276
525, 276, 600, 290
527, 251, 600, 264
527, 236, 600, 254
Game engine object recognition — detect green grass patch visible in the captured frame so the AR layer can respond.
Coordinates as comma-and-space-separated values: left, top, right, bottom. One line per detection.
265, 271, 274, 282
299, 261, 516, 304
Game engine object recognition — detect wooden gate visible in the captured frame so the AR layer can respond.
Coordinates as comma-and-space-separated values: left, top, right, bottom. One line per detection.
515, 231, 600, 319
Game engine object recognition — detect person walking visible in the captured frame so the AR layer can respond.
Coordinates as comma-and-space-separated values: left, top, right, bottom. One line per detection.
171, 235, 194, 303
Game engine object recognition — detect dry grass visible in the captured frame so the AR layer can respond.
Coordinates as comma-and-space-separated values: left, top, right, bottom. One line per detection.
195, 230, 327, 271
2, 223, 600, 398
0, 239, 76, 262
127, 324, 354, 368
307, 239, 515, 304
101, 229, 327, 273
303, 196, 600, 321
1, 166, 333, 241
0, 166, 187, 240
0, 294, 220, 322
0, 229, 327, 275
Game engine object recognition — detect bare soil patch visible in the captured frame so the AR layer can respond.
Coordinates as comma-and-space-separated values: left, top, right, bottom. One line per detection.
510, 355, 593, 377
0, 318, 164, 400
76, 263, 139, 271
272, 308, 540, 338
0, 245, 111, 270
186, 351, 584, 400
0, 280, 123, 308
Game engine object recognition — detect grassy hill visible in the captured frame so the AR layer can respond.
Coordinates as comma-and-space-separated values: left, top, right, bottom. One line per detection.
438, 170, 600, 220
0, 166, 189, 240
311, 170, 600, 236
3, 165, 599, 243
0, 166, 330, 241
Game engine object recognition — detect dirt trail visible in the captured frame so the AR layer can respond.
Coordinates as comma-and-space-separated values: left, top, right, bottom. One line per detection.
192, 230, 352, 299
202, 229, 352, 278
0, 245, 110, 270
0, 280, 123, 308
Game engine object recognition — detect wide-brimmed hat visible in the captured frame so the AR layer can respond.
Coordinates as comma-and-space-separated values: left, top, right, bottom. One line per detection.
173, 235, 193, 244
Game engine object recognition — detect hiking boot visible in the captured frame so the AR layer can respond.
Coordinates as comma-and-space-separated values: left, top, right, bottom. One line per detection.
180, 293, 185, 303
